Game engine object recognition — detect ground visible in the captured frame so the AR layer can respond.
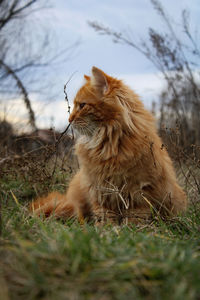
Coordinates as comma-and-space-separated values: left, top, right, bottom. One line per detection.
1, 161, 200, 300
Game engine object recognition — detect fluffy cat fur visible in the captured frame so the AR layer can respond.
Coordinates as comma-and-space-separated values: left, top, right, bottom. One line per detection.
30, 67, 187, 224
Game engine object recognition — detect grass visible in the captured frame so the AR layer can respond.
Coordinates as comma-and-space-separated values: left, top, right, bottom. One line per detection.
1, 166, 200, 300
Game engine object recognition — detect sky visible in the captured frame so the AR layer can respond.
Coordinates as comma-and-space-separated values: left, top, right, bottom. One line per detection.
1, 0, 200, 130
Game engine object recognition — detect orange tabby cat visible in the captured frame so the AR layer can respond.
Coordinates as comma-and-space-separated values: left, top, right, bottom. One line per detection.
31, 67, 187, 224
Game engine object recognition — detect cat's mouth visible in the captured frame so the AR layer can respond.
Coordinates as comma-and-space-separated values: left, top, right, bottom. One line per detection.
71, 121, 96, 137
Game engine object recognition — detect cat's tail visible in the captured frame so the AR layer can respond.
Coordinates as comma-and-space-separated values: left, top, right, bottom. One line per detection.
29, 191, 75, 219
30, 171, 91, 221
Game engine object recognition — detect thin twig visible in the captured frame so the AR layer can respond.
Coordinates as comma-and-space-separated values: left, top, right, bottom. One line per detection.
64, 71, 77, 114
51, 73, 76, 176
64, 71, 77, 139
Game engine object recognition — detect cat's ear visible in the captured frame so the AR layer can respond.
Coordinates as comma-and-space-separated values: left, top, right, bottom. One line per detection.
84, 74, 90, 81
91, 66, 109, 95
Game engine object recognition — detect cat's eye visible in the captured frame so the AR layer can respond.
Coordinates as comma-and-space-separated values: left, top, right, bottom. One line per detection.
80, 103, 86, 109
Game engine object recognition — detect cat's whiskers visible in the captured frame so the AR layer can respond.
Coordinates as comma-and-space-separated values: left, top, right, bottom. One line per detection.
73, 122, 93, 137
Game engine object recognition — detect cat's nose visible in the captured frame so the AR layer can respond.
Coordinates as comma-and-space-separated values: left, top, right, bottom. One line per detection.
68, 114, 74, 123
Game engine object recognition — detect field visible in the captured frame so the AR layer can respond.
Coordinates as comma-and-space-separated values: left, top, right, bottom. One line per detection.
1, 163, 200, 300
1, 0, 200, 299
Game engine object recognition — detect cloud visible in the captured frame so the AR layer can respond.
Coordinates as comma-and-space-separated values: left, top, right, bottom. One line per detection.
0, 97, 69, 132
118, 72, 165, 106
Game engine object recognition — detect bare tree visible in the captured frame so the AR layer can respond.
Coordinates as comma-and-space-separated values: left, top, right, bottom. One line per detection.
0, 0, 75, 130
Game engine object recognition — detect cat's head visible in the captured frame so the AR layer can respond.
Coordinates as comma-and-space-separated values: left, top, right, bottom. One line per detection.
69, 67, 129, 136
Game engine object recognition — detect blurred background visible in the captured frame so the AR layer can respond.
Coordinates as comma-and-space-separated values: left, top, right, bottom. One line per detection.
0, 0, 199, 128
0, 0, 200, 161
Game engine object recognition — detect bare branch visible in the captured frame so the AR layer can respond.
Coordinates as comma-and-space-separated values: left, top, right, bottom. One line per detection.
0, 0, 37, 30
0, 59, 37, 130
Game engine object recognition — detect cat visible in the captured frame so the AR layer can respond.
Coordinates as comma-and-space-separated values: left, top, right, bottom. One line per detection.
30, 66, 187, 225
